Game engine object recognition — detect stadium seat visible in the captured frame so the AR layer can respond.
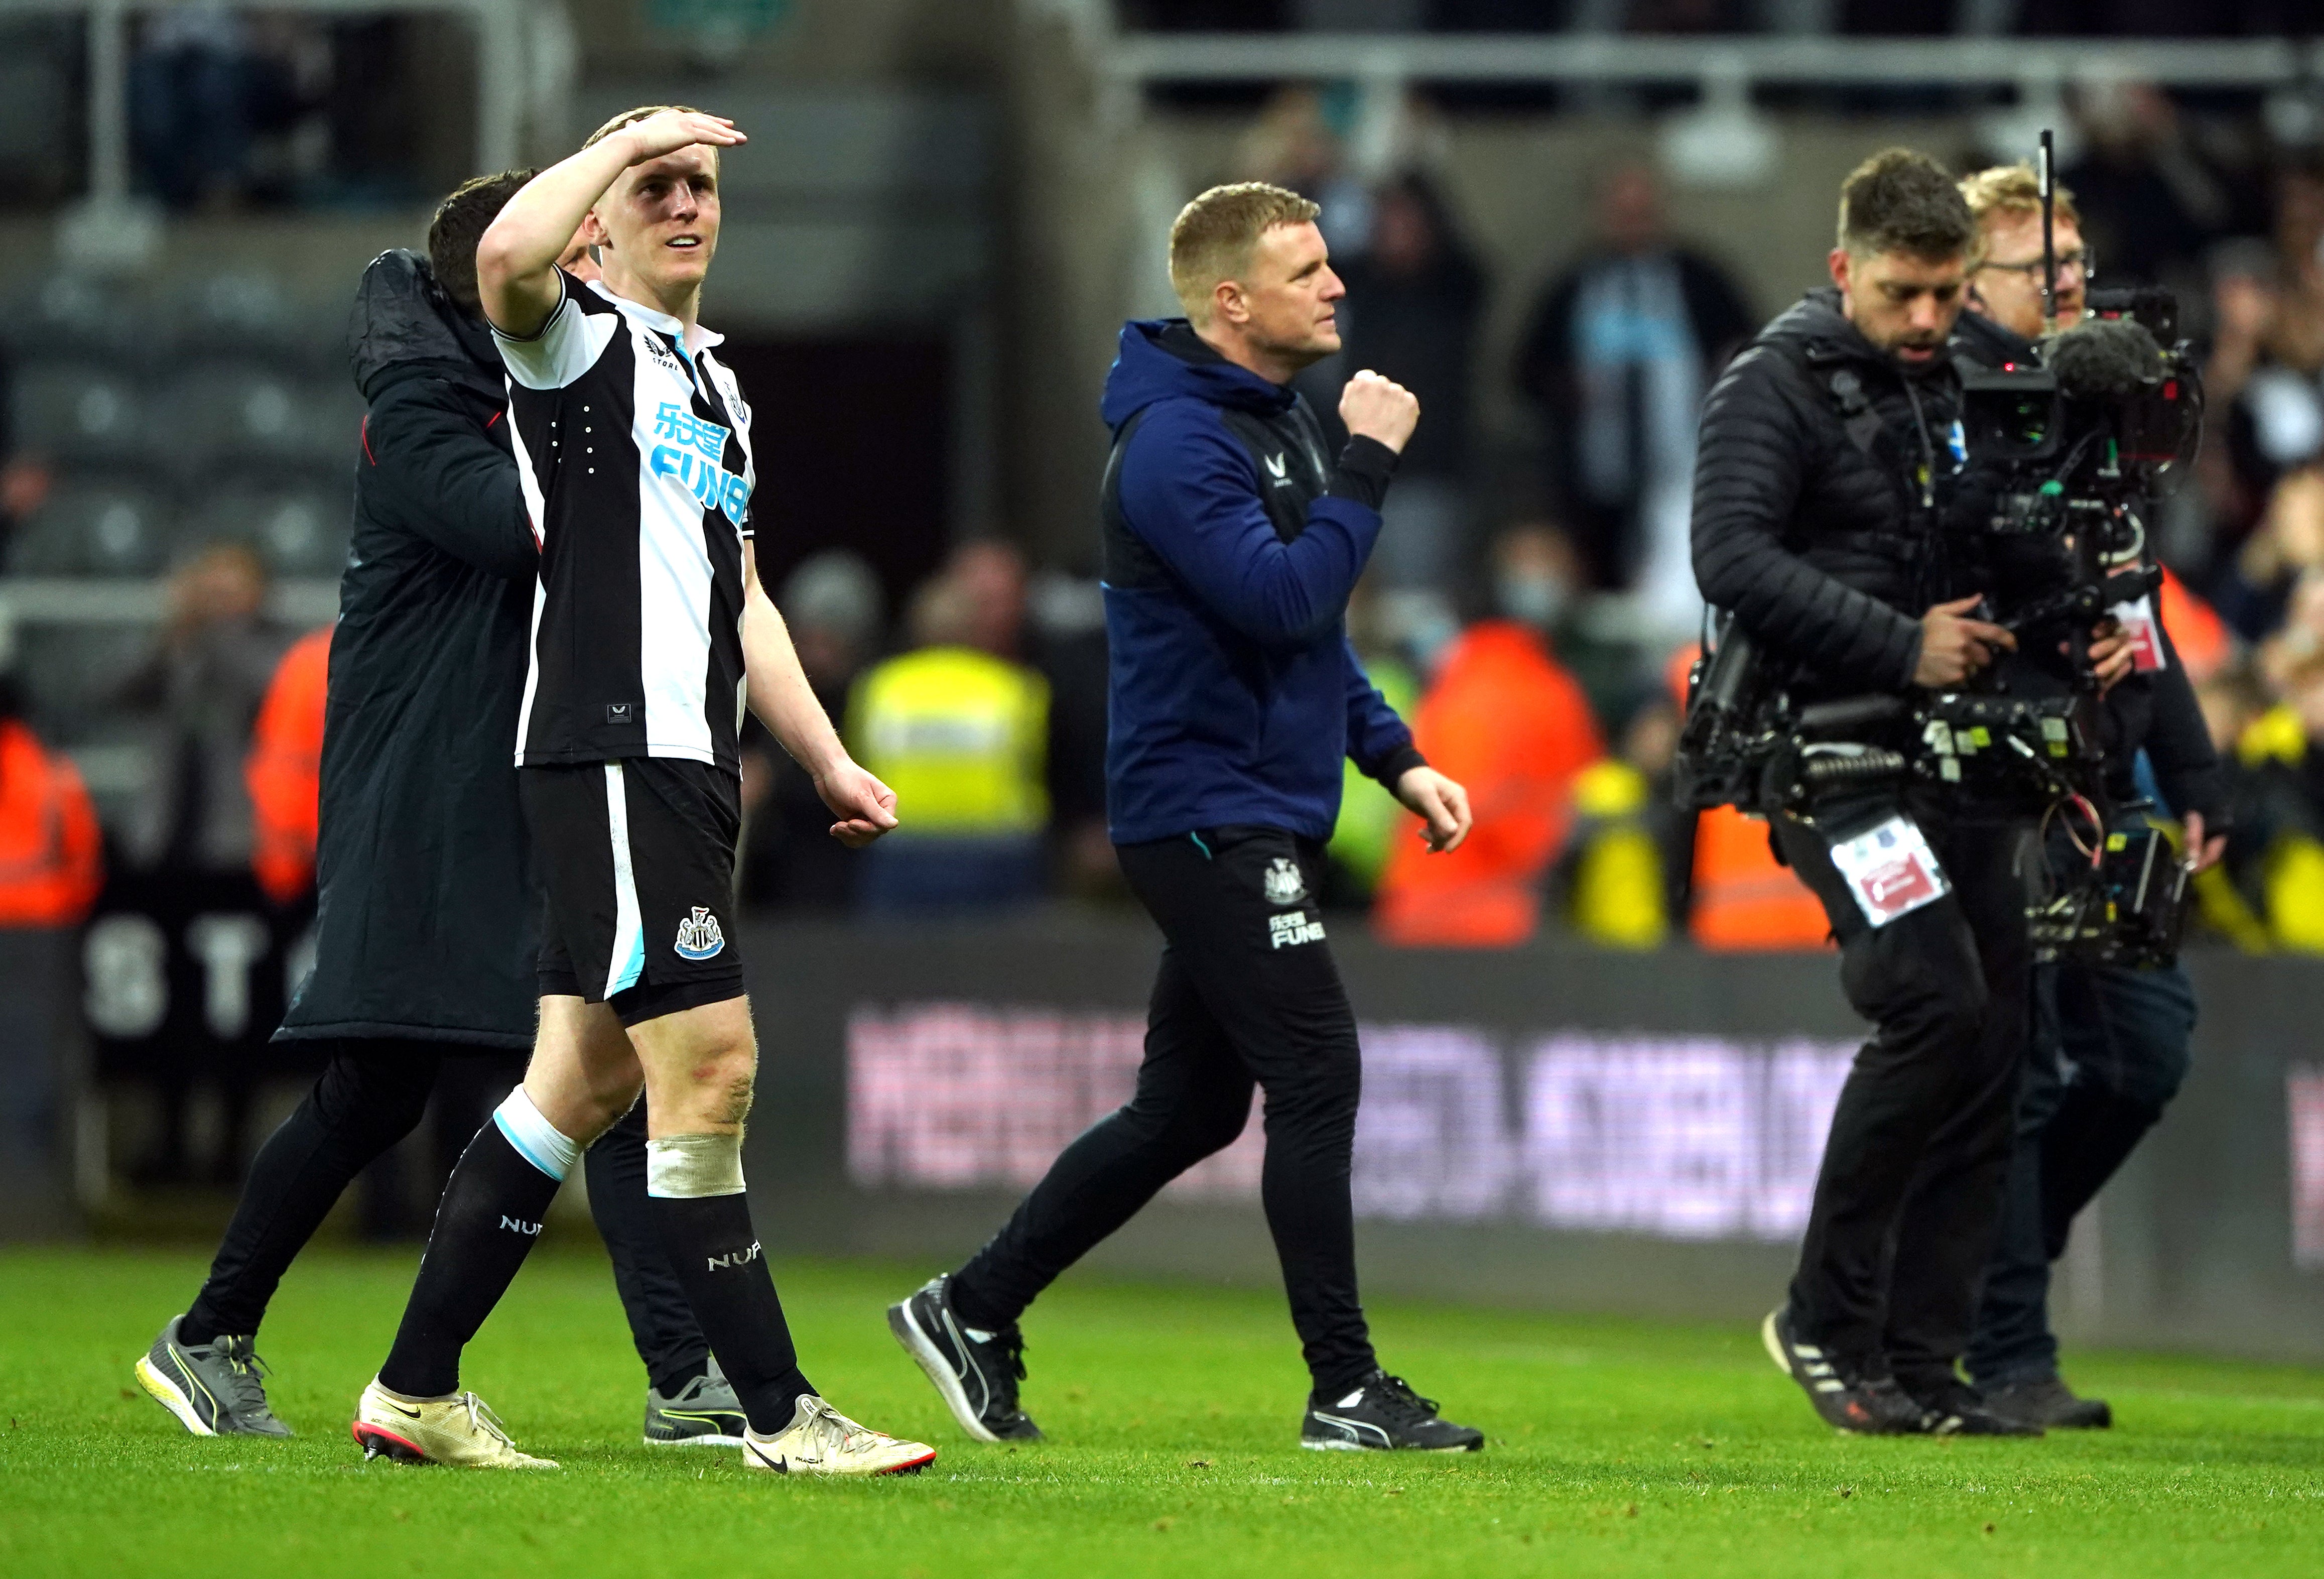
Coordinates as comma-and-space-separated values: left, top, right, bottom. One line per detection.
157, 363, 362, 473
4, 276, 162, 368
18, 624, 161, 735
10, 363, 148, 465
166, 270, 338, 374
180, 475, 353, 578
7, 478, 174, 576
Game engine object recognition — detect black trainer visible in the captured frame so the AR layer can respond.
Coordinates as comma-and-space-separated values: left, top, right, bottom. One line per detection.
1759, 1307, 1925, 1436
1301, 1371, 1484, 1452
887, 1276, 1042, 1443
1980, 1376, 2111, 1430
1906, 1379, 2045, 1437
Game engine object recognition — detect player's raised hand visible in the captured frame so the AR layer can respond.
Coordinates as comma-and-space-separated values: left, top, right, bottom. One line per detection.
621, 110, 746, 165
1338, 370, 1421, 454
816, 760, 899, 848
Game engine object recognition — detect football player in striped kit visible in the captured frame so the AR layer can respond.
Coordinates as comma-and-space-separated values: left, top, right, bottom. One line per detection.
350, 107, 932, 1478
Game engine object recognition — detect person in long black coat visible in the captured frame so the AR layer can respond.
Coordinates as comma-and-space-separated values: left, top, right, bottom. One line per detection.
1516, 163, 1756, 592
132, 176, 737, 1443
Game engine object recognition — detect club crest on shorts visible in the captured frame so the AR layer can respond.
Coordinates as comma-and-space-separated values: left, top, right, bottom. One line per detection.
674, 906, 725, 960
1262, 856, 1307, 906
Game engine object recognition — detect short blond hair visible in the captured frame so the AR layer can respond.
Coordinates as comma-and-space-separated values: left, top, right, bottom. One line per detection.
585, 104, 705, 149
1168, 182, 1322, 324
583, 105, 721, 179
1958, 164, 2082, 246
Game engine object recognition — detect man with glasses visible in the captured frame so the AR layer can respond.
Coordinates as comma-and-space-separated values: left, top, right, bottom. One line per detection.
1950, 164, 2227, 1431
1961, 168, 2093, 340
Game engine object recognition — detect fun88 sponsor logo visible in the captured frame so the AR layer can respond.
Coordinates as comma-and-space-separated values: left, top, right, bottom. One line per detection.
649, 401, 751, 526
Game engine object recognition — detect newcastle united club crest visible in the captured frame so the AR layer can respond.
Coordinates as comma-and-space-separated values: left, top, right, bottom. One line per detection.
674, 905, 726, 960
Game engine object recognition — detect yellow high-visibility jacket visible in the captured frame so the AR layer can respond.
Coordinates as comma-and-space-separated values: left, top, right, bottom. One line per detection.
848, 646, 1050, 837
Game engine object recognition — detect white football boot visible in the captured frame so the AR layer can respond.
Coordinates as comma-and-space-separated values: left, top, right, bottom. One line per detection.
741, 1395, 936, 1477
351, 1378, 558, 1469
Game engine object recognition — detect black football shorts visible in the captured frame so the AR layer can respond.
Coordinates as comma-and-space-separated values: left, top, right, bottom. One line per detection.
520, 757, 746, 1027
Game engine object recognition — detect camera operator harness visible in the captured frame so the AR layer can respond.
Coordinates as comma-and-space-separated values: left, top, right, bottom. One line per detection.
1677, 143, 2205, 965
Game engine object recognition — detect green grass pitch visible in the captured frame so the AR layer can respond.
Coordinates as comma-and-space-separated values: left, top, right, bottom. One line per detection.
4, 1246, 2321, 1576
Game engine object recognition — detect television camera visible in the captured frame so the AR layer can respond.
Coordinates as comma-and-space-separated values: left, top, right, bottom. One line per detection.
1954, 133, 2203, 667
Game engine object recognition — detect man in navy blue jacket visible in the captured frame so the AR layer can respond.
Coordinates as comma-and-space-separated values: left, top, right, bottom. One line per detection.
892, 183, 1483, 1453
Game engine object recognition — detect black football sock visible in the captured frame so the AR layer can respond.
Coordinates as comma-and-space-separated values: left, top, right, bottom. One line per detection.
649, 1192, 815, 1433
943, 1271, 1012, 1336
587, 1100, 714, 1393
377, 1122, 561, 1398
652, 1355, 711, 1395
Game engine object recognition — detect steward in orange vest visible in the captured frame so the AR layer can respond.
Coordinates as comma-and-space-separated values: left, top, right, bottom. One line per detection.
246, 626, 331, 906
0, 715, 102, 927
1375, 620, 1601, 946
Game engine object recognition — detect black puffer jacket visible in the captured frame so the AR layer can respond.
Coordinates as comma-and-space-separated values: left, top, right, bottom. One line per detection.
275, 250, 539, 1049
1693, 289, 1977, 697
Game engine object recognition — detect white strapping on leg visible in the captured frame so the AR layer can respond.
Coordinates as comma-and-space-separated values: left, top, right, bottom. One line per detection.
647, 1132, 746, 1198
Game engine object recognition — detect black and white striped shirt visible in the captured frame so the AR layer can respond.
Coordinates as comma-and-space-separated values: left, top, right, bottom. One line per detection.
493, 269, 756, 773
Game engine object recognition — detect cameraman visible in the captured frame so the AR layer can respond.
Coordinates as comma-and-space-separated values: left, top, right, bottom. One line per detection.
1695, 149, 2098, 1437
1951, 165, 2228, 1431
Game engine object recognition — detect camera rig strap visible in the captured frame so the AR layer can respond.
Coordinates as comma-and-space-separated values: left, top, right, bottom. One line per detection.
1824, 366, 1885, 458
1778, 349, 1934, 567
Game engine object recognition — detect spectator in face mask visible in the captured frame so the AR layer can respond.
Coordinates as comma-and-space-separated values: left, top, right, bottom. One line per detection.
118, 542, 290, 878
1489, 518, 1645, 731
1372, 525, 1604, 946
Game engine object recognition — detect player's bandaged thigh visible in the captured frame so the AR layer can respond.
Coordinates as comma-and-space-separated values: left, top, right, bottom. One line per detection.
646, 1131, 745, 1198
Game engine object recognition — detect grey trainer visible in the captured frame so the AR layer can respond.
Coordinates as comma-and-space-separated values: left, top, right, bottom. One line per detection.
643, 1356, 748, 1445
134, 1315, 291, 1437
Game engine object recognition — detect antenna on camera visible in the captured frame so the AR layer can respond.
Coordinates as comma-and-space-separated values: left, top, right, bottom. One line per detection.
2037, 130, 2057, 328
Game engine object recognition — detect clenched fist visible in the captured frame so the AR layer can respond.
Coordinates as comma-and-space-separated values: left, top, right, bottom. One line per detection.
1339, 369, 1420, 454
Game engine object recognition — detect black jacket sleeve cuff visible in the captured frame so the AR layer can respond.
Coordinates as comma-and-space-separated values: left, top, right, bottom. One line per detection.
1326, 436, 1400, 513
1366, 744, 1427, 789
2162, 778, 2230, 836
